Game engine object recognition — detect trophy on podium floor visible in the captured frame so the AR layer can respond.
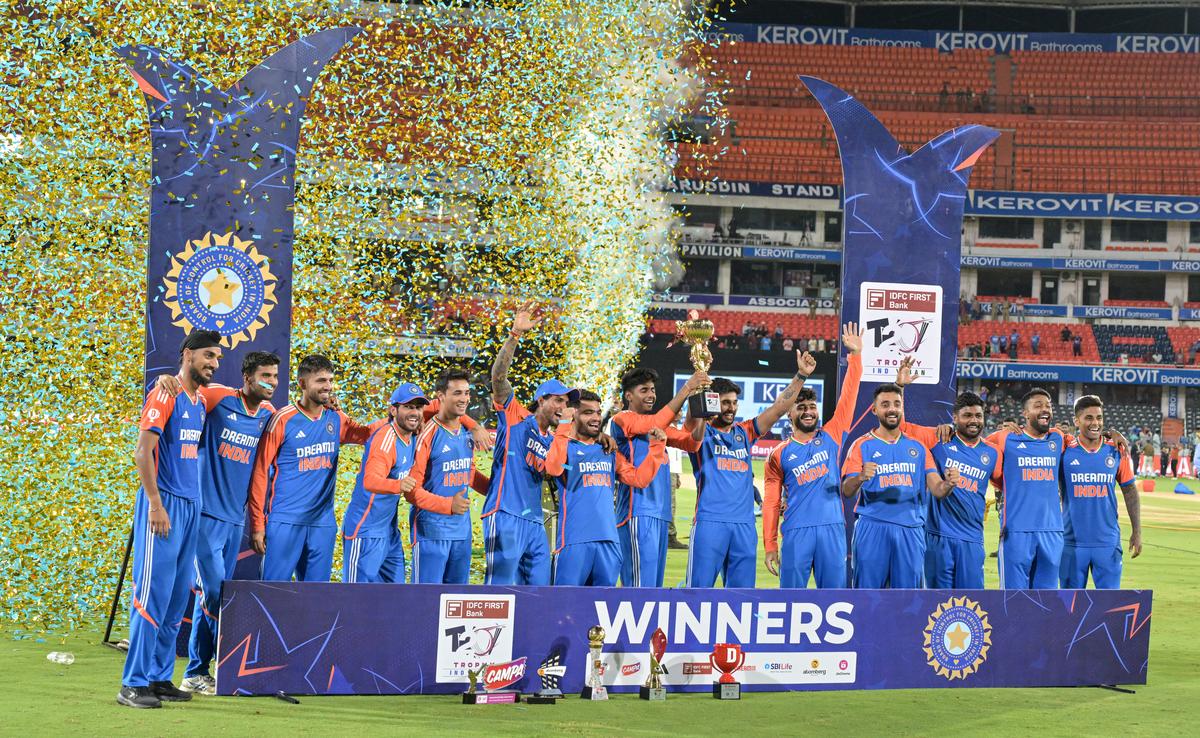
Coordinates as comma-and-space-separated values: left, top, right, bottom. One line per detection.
710, 643, 746, 700
580, 626, 608, 701
675, 310, 720, 418
526, 651, 566, 705
639, 628, 668, 701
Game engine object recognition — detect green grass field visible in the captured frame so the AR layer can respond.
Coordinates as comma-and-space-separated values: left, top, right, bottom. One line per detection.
4, 470, 1198, 736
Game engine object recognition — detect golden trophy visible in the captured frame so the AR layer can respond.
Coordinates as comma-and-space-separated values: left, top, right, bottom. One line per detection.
580, 626, 608, 701
675, 310, 720, 418
639, 627, 668, 701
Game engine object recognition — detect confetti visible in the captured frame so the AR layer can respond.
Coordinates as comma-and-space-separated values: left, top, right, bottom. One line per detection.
0, 0, 727, 633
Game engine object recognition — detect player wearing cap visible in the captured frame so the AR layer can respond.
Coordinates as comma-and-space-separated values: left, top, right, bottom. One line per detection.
340, 383, 430, 584
687, 338, 831, 589
610, 368, 709, 587
482, 304, 585, 585
842, 384, 958, 588
763, 323, 863, 589
118, 331, 221, 709
401, 367, 491, 583
1060, 395, 1142, 589
248, 355, 381, 582
545, 391, 665, 586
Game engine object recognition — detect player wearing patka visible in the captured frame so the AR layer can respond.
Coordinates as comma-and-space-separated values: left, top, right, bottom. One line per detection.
118, 331, 221, 710
842, 383, 958, 589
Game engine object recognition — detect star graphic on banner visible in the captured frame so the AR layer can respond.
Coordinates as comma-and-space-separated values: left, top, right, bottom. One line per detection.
203, 269, 241, 309
946, 623, 970, 651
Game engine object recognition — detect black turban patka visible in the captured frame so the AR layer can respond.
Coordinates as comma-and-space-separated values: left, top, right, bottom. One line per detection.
180, 330, 223, 354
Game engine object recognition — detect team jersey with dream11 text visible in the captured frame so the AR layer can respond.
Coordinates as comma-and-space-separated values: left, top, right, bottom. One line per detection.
900, 422, 1002, 545
197, 387, 274, 523
139, 386, 207, 500
690, 419, 761, 524
408, 420, 477, 541
987, 428, 1067, 533
342, 422, 416, 540
482, 394, 553, 524
249, 406, 377, 530
1061, 441, 1134, 548
843, 432, 938, 528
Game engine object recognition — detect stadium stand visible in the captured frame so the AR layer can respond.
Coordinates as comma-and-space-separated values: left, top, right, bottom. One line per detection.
1092, 324, 1177, 364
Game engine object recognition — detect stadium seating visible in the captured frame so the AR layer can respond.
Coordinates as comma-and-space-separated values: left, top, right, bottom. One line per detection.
647, 310, 838, 344
958, 321, 1099, 363
1092, 324, 1176, 364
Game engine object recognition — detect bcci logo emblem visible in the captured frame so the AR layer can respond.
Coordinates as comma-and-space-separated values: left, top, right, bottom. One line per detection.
163, 231, 277, 349
981, 453, 990, 465
1049, 441, 1057, 451
923, 596, 991, 681
1106, 456, 1116, 468
909, 447, 918, 457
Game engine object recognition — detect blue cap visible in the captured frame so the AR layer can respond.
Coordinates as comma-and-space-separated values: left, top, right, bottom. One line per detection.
389, 383, 429, 406
534, 379, 580, 404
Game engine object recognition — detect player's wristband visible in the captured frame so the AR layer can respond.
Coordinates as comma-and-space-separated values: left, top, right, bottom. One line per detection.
509, 330, 525, 340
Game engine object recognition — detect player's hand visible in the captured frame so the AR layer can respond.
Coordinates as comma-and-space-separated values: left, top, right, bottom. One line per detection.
250, 530, 266, 554
511, 301, 543, 337
861, 462, 878, 481
470, 424, 493, 452
324, 393, 342, 412
154, 374, 182, 396
598, 432, 617, 454
796, 351, 817, 377
684, 371, 710, 394
399, 476, 417, 494
148, 503, 170, 538
842, 322, 863, 355
944, 467, 961, 487
1103, 429, 1129, 453
451, 490, 471, 515
648, 427, 667, 443
560, 407, 576, 425
937, 424, 954, 444
896, 355, 915, 387
1001, 420, 1020, 434
1129, 531, 1143, 558
765, 551, 780, 577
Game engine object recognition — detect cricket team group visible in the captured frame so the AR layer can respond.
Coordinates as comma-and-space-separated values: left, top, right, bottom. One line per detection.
116, 306, 1142, 708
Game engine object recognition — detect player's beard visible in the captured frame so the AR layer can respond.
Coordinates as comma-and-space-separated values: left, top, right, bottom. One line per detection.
577, 423, 601, 440
188, 364, 211, 387
879, 413, 901, 431
957, 423, 982, 441
793, 412, 818, 433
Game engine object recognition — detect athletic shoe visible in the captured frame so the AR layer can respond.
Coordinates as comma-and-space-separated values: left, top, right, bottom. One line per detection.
180, 675, 216, 695
117, 685, 162, 709
667, 537, 688, 550
150, 680, 193, 702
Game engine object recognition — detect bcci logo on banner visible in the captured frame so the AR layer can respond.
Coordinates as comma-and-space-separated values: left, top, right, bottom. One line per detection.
163, 231, 277, 349
923, 596, 991, 680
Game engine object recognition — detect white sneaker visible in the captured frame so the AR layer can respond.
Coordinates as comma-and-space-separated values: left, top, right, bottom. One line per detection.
180, 675, 216, 695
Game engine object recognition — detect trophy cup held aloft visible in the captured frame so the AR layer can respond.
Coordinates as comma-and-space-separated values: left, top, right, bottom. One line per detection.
675, 310, 720, 418
580, 626, 608, 701
639, 628, 669, 701
710, 643, 746, 700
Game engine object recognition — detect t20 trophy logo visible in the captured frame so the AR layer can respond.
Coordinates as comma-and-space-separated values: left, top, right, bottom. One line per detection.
639, 627, 668, 701
676, 310, 719, 418
580, 626, 608, 701
710, 643, 746, 700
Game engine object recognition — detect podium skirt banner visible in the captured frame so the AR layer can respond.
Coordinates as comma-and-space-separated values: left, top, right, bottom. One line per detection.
215, 582, 1150, 695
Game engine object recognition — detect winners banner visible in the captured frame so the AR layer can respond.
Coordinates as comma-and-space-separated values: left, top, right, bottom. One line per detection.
118, 27, 361, 399
802, 77, 998, 430
216, 582, 1151, 695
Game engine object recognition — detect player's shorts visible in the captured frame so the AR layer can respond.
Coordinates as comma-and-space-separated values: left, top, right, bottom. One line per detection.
186, 514, 242, 678
483, 511, 551, 586
925, 532, 985, 589
618, 516, 668, 588
343, 527, 407, 584
411, 537, 472, 584
261, 521, 336, 582
999, 529, 1063, 589
1060, 543, 1123, 589
553, 540, 621, 586
686, 520, 757, 588
852, 517, 925, 589
780, 523, 846, 589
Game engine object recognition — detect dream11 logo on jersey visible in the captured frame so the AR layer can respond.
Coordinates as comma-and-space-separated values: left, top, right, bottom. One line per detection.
859, 281, 943, 384
436, 594, 516, 683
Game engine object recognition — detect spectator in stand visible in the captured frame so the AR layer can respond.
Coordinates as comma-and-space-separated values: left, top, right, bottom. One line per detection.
1014, 301, 1025, 322
742, 320, 753, 337
999, 335, 1009, 354
990, 333, 1001, 355
782, 337, 794, 351
972, 300, 983, 322
979, 386, 990, 404
1001, 300, 1012, 321
774, 323, 784, 341
1061, 326, 1072, 342
758, 322, 768, 337
759, 334, 772, 351
959, 295, 969, 323
1151, 351, 1163, 364
712, 223, 724, 239
727, 216, 739, 239
797, 337, 809, 353
1031, 332, 1040, 355
1009, 329, 1019, 352
1188, 339, 1200, 364
938, 81, 950, 110
1072, 334, 1083, 356
1008, 337, 1018, 360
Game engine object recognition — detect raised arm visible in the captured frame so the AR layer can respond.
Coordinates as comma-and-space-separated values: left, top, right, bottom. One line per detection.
824, 347, 863, 444
544, 425, 572, 478
612, 371, 711, 437
491, 302, 542, 405
753, 349, 812, 434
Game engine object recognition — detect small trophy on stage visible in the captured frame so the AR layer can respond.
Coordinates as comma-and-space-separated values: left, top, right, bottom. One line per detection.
710, 643, 746, 700
580, 626, 608, 701
526, 651, 566, 705
639, 627, 668, 701
675, 310, 719, 418
462, 661, 524, 704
